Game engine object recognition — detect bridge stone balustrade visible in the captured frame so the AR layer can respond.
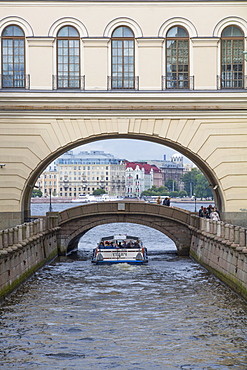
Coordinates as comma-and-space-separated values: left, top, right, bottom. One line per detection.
190, 216, 247, 301
0, 216, 60, 301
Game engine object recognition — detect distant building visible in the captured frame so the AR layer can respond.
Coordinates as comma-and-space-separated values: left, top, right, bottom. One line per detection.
56, 150, 125, 197
36, 150, 125, 198
36, 161, 58, 197
125, 162, 161, 197
171, 153, 183, 167
183, 162, 197, 173
144, 154, 184, 191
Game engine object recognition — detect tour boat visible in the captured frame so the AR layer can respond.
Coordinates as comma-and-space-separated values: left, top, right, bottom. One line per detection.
91, 235, 148, 265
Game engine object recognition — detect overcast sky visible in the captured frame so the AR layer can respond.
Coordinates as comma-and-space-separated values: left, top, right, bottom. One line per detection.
74, 138, 192, 163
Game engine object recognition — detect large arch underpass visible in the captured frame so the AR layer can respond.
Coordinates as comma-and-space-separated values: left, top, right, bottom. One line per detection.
57, 202, 195, 256
1, 93, 247, 229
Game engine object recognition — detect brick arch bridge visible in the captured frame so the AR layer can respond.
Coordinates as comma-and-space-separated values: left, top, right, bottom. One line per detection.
57, 201, 195, 256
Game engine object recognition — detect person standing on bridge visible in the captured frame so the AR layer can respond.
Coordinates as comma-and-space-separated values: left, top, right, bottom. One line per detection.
199, 206, 204, 217
210, 207, 220, 221
156, 196, 162, 205
162, 197, 170, 206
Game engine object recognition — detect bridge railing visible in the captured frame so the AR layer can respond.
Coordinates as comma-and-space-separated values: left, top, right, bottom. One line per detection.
0, 218, 45, 252
197, 216, 247, 249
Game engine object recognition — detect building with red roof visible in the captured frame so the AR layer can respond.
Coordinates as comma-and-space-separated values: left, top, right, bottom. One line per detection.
125, 162, 162, 197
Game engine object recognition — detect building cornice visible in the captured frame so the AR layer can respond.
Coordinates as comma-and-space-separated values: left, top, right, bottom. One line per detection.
0, 91, 246, 119
0, 91, 246, 107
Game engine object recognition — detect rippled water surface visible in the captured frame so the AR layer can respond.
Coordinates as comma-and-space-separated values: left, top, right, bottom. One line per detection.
0, 205, 246, 369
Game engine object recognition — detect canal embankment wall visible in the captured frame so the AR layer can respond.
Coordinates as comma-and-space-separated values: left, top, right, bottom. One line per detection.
0, 216, 59, 301
190, 217, 247, 301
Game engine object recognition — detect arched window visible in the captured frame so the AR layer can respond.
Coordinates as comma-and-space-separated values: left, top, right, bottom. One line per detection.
1, 25, 25, 88
57, 26, 80, 89
221, 26, 244, 88
166, 26, 189, 89
111, 26, 135, 89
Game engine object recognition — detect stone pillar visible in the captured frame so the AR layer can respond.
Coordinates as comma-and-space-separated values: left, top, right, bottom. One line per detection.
234, 226, 240, 244
0, 230, 3, 249
33, 220, 37, 235
39, 218, 43, 232
18, 225, 23, 243
13, 227, 18, 244
200, 217, 205, 231
229, 225, 234, 242
46, 212, 59, 229
36, 219, 40, 234
212, 220, 217, 235
25, 223, 30, 239
3, 230, 8, 247
220, 221, 225, 239
29, 222, 33, 237
8, 228, 14, 246
216, 221, 221, 237
239, 228, 246, 247
209, 219, 214, 234
224, 224, 230, 240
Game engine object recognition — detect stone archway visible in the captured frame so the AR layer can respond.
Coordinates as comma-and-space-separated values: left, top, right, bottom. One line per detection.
57, 202, 194, 256
1, 93, 247, 229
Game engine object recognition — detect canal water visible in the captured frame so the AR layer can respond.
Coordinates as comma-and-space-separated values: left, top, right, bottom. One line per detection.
0, 203, 246, 369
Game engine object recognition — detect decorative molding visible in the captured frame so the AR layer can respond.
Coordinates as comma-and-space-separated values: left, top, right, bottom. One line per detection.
48, 17, 88, 38
103, 17, 143, 38
158, 17, 198, 38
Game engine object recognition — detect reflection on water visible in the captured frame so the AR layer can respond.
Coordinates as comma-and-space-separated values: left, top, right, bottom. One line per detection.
0, 221, 246, 370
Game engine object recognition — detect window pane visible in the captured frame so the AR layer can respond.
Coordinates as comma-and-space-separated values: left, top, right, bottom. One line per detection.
221, 34, 243, 88
2, 27, 25, 88
222, 26, 243, 37
167, 26, 188, 38
112, 26, 134, 38
166, 31, 189, 89
2, 25, 24, 37
111, 27, 135, 89
58, 26, 79, 37
57, 27, 80, 88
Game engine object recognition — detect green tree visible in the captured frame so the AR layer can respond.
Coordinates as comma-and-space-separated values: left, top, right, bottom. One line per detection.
165, 179, 178, 192
141, 185, 168, 197
194, 173, 213, 199
181, 168, 200, 196
169, 191, 179, 198
181, 168, 212, 199
93, 188, 106, 195
32, 188, 42, 197
178, 190, 187, 197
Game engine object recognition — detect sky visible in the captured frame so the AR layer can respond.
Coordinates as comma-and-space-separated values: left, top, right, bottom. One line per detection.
74, 138, 192, 163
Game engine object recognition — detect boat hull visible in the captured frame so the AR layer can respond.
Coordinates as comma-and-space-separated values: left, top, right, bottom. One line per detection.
94, 260, 148, 265
92, 247, 148, 265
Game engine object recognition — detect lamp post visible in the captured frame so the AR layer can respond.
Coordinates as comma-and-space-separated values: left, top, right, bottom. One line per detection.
194, 194, 197, 213
189, 182, 192, 197
49, 188, 52, 212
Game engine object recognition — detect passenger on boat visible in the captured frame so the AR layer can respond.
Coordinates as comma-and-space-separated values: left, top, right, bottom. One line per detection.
134, 240, 140, 248
98, 241, 105, 249
122, 241, 127, 248
110, 241, 115, 248
104, 241, 110, 248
